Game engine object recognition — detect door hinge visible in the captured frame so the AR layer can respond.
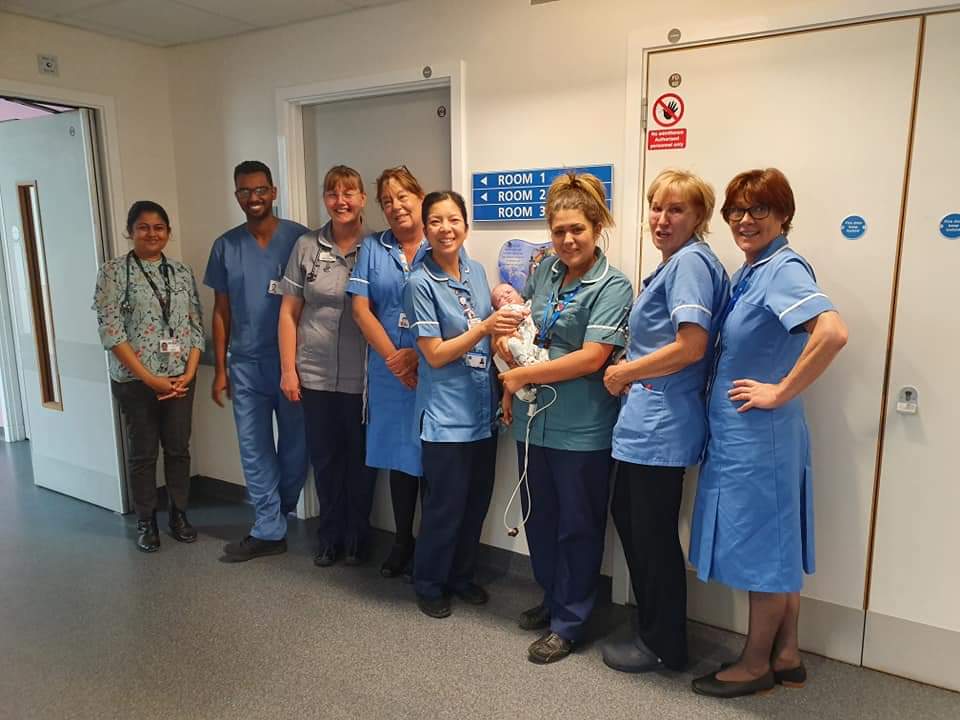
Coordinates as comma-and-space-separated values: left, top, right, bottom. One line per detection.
640, 97, 648, 131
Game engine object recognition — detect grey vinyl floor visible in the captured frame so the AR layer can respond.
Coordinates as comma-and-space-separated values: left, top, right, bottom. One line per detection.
1, 440, 958, 720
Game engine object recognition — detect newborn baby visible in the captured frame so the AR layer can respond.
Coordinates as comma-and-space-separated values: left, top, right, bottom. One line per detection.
491, 283, 549, 403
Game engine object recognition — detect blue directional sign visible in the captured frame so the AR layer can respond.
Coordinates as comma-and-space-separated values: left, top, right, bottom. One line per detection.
940, 213, 960, 239
840, 215, 867, 239
472, 164, 613, 222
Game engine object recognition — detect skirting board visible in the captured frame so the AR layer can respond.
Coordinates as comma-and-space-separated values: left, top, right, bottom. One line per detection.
685, 569, 865, 665
863, 612, 960, 692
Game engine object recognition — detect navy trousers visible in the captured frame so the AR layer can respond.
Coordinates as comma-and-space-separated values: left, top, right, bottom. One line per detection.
519, 443, 612, 642
301, 389, 377, 550
414, 436, 497, 599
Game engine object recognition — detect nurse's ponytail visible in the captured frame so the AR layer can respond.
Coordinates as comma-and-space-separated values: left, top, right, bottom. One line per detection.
545, 172, 614, 234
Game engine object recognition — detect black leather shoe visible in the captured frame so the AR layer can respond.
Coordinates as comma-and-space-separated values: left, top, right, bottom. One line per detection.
168, 504, 197, 543
222, 535, 287, 562
380, 541, 415, 578
601, 634, 663, 673
136, 514, 160, 553
518, 603, 551, 631
528, 632, 573, 664
343, 540, 365, 566
313, 544, 339, 567
692, 669, 776, 698
452, 583, 489, 605
417, 594, 451, 619
774, 663, 807, 688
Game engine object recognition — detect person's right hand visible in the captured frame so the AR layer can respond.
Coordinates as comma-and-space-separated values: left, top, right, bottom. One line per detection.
281, 369, 302, 403
483, 307, 524, 336
148, 375, 182, 401
386, 348, 418, 378
493, 335, 517, 367
501, 387, 513, 425
211, 370, 230, 407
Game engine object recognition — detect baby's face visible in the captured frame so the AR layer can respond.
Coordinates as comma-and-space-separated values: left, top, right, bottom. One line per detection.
492, 284, 523, 309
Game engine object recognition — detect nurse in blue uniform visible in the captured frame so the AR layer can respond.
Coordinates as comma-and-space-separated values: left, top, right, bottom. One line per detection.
348, 166, 429, 578
205, 161, 309, 562
403, 190, 522, 619
690, 168, 847, 698
498, 173, 634, 664
601, 170, 729, 673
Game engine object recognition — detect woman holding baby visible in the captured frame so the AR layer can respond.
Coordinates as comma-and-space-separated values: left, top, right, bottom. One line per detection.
498, 173, 633, 664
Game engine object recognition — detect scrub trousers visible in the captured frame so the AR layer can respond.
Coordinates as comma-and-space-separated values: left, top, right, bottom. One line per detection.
111, 379, 194, 520
229, 356, 308, 541
301, 389, 376, 552
519, 443, 612, 643
414, 436, 497, 599
611, 462, 688, 670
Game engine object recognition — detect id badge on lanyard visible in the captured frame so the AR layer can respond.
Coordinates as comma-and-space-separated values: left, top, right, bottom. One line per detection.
537, 286, 579, 349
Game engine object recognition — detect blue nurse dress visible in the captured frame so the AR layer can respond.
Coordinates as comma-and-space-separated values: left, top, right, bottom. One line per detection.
347, 230, 428, 477
689, 236, 835, 593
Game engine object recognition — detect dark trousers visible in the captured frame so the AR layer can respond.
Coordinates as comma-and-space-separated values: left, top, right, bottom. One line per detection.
414, 436, 497, 599
390, 470, 420, 546
111, 380, 195, 520
301, 389, 376, 549
519, 443, 612, 642
611, 462, 688, 670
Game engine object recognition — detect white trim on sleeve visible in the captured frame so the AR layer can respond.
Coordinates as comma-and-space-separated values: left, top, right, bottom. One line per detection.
348, 277, 369, 284
587, 324, 621, 331
282, 275, 304, 288
411, 320, 440, 329
670, 303, 712, 318
778, 293, 828, 321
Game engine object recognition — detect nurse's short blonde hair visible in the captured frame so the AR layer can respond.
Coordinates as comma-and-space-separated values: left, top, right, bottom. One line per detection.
646, 169, 715, 237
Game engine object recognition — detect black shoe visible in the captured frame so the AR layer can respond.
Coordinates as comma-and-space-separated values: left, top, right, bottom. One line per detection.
168, 504, 197, 543
136, 514, 160, 553
313, 544, 339, 567
528, 632, 573, 664
417, 594, 451, 619
601, 634, 663, 673
222, 535, 287, 562
774, 663, 807, 688
452, 583, 489, 605
380, 541, 415, 578
343, 540, 365, 567
692, 668, 776, 698
518, 603, 551, 631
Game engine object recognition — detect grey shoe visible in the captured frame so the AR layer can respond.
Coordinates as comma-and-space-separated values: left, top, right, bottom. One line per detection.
601, 634, 662, 673
527, 632, 573, 664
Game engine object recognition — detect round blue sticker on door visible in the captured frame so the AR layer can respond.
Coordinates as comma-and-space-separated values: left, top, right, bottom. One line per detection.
840, 215, 867, 239
940, 213, 960, 239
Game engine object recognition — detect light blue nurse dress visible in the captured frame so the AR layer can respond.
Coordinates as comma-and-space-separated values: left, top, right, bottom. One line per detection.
689, 236, 835, 593
347, 230, 428, 477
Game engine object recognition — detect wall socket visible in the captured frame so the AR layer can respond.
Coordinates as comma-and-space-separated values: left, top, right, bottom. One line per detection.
37, 54, 59, 76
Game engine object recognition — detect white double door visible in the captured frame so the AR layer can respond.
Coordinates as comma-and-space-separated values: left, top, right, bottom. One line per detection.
0, 109, 126, 512
641, 12, 959, 687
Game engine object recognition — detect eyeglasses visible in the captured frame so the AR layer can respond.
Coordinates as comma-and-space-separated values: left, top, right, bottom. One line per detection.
235, 186, 272, 200
722, 204, 770, 222
324, 190, 361, 202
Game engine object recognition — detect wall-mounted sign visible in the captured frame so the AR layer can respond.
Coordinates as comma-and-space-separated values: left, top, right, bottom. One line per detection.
472, 164, 613, 222
648, 128, 687, 150
840, 215, 867, 239
652, 92, 684, 127
940, 213, 960, 239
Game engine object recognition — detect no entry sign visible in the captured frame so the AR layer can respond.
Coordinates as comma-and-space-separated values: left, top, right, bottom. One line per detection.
653, 93, 684, 127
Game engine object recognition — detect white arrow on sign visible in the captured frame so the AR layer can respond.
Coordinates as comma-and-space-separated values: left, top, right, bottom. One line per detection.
480, 192, 488, 202
480, 176, 488, 186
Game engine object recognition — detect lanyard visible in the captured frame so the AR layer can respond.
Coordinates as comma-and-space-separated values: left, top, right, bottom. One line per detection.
713, 265, 754, 346
537, 285, 580, 349
451, 280, 479, 323
129, 251, 174, 337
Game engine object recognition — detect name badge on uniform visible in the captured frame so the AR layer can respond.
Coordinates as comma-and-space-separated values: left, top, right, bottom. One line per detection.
398, 312, 410, 329
268, 279, 282, 295
464, 352, 487, 370
159, 339, 182, 354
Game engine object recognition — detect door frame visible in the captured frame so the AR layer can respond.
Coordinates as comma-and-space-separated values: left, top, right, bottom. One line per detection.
0, 79, 126, 445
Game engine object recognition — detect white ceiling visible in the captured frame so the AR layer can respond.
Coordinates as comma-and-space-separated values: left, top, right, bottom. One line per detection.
0, 0, 403, 47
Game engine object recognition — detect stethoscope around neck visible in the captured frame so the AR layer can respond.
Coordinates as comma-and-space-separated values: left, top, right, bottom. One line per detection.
120, 250, 171, 315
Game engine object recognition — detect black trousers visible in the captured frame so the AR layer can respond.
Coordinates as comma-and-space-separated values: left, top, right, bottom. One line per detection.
111, 380, 195, 521
389, 470, 420, 546
301, 389, 377, 549
611, 461, 688, 670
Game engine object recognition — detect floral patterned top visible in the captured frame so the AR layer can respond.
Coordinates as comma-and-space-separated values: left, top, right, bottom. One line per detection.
93, 252, 205, 383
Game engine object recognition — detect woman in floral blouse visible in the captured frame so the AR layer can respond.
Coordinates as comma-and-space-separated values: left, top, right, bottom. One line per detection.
93, 200, 205, 553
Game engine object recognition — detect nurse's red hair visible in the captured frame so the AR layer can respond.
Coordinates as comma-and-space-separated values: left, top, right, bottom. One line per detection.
722, 168, 795, 233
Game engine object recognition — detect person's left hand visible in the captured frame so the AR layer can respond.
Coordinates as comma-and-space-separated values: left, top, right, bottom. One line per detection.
728, 378, 782, 412
603, 361, 631, 397
167, 372, 193, 398
499, 367, 528, 395
386, 348, 418, 378
501, 387, 513, 425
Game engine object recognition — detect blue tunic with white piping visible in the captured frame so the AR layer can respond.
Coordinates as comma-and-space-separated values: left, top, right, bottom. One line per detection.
347, 230, 428, 476
689, 236, 835, 593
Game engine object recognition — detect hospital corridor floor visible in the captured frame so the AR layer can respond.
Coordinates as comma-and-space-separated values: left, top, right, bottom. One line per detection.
0, 440, 956, 720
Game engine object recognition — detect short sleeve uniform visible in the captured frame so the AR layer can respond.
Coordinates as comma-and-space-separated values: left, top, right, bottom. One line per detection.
403, 250, 496, 443
203, 219, 307, 361
346, 231, 428, 475
510, 250, 634, 451
279, 222, 370, 394
612, 238, 730, 466
689, 236, 835, 593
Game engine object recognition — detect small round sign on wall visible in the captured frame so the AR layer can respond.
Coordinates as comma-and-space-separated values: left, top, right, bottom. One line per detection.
939, 213, 960, 239
840, 215, 867, 239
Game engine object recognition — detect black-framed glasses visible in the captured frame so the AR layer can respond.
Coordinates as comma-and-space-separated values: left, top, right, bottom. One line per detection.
235, 186, 272, 200
722, 204, 770, 222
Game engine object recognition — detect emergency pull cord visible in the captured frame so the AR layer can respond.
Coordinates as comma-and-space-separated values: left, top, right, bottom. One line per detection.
503, 384, 558, 537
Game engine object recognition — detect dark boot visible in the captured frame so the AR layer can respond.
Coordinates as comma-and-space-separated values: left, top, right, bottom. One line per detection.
168, 502, 197, 543
136, 512, 160, 553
